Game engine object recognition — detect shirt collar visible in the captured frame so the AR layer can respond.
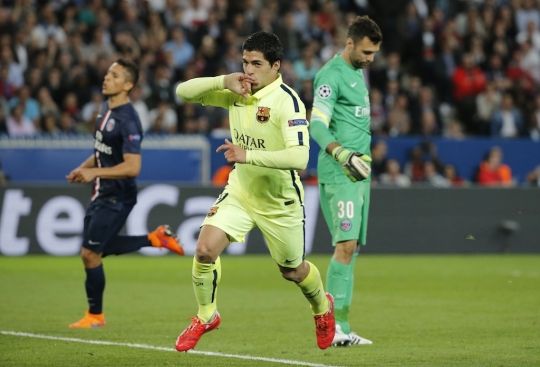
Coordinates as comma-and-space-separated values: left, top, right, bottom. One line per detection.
251, 74, 283, 100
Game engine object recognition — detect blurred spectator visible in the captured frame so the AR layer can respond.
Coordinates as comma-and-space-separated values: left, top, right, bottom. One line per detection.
371, 52, 404, 93
379, 159, 411, 187
148, 63, 176, 109
114, 7, 144, 40
275, 12, 304, 62
444, 120, 466, 139
144, 12, 168, 53
475, 81, 502, 135
490, 92, 524, 138
293, 44, 321, 90
515, 0, 540, 33
148, 101, 177, 134
370, 140, 388, 183
423, 160, 449, 187
82, 26, 115, 63
182, 0, 210, 31
386, 93, 411, 137
8, 84, 40, 126
62, 92, 81, 123
81, 88, 103, 124
518, 40, 540, 84
404, 145, 425, 182
37, 86, 60, 119
476, 146, 514, 187
41, 113, 60, 135
0, 63, 17, 100
528, 94, 540, 141
419, 110, 441, 137
526, 165, 540, 186
35, 3, 67, 47
516, 20, 540, 51
443, 163, 466, 187
369, 88, 386, 134
0, 46, 24, 88
6, 103, 36, 137
162, 27, 195, 71
130, 85, 150, 133
58, 111, 78, 134
452, 53, 487, 132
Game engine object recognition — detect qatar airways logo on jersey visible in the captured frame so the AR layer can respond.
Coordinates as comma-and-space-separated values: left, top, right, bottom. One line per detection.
94, 130, 112, 155
354, 106, 370, 118
233, 129, 266, 150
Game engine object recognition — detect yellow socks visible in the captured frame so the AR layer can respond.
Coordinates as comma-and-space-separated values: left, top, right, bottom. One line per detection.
297, 261, 328, 315
192, 257, 221, 323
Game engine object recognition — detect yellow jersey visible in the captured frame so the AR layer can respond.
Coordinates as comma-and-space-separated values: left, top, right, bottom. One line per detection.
177, 74, 309, 214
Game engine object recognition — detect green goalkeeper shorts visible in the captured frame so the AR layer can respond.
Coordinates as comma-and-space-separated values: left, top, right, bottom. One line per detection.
318, 180, 370, 246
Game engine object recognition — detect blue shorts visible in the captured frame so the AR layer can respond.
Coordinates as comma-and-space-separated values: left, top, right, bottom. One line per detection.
82, 198, 135, 254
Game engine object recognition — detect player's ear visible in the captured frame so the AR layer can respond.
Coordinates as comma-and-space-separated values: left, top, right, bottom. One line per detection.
124, 82, 134, 93
273, 60, 280, 71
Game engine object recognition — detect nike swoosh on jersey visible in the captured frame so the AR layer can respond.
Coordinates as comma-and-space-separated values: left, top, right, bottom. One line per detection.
350, 82, 357, 87
234, 102, 245, 107
88, 240, 101, 245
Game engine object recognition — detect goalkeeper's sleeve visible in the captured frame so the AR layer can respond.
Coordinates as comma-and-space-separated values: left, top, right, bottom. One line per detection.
309, 120, 336, 152
246, 145, 309, 170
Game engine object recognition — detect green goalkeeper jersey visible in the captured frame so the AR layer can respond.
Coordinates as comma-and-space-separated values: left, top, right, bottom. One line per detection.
311, 55, 372, 184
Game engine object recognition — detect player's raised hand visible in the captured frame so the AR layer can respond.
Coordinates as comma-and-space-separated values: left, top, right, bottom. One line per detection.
216, 139, 247, 164
224, 73, 258, 98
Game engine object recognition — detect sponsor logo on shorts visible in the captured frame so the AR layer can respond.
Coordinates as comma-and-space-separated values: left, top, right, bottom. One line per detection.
340, 220, 352, 232
207, 206, 218, 217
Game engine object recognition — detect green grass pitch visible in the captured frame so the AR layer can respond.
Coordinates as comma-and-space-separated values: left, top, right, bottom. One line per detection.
0, 254, 539, 367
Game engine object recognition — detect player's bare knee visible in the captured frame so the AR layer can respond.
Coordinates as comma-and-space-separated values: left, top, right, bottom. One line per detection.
280, 269, 299, 282
81, 248, 101, 268
195, 241, 218, 263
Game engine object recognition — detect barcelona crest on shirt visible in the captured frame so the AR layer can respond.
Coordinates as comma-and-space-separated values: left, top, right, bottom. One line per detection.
256, 106, 271, 123
207, 206, 219, 217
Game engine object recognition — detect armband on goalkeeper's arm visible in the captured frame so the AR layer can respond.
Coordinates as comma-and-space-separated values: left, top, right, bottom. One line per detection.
331, 146, 372, 182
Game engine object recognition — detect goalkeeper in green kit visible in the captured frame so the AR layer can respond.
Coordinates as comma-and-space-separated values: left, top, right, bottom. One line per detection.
310, 15, 382, 347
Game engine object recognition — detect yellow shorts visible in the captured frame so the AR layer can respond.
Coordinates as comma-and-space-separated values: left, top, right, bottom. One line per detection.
202, 190, 305, 268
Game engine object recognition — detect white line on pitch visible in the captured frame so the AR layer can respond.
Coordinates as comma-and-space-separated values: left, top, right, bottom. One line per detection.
1, 331, 345, 367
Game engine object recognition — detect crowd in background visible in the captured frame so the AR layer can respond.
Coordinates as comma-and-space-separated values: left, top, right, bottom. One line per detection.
1, 0, 540, 187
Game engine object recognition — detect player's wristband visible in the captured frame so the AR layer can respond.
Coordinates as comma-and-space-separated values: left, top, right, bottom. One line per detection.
331, 146, 346, 161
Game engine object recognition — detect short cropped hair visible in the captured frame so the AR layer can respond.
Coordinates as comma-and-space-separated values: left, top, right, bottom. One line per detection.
242, 31, 283, 66
116, 58, 139, 91
347, 16, 383, 45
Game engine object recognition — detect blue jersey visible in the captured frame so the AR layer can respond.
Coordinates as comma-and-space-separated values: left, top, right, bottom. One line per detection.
91, 101, 143, 205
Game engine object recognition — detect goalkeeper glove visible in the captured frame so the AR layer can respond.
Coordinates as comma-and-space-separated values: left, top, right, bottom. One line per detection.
331, 146, 372, 182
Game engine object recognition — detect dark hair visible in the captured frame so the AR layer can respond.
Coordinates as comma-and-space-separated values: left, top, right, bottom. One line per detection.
347, 16, 382, 45
115, 58, 139, 91
242, 31, 283, 66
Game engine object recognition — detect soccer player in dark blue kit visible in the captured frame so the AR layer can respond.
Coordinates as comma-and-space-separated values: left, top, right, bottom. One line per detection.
67, 59, 184, 328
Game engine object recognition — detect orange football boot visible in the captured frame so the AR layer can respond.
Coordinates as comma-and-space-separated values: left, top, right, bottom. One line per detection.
148, 225, 184, 256
69, 310, 106, 328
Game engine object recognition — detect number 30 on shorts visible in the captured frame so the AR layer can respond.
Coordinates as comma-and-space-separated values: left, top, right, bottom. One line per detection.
337, 200, 354, 218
